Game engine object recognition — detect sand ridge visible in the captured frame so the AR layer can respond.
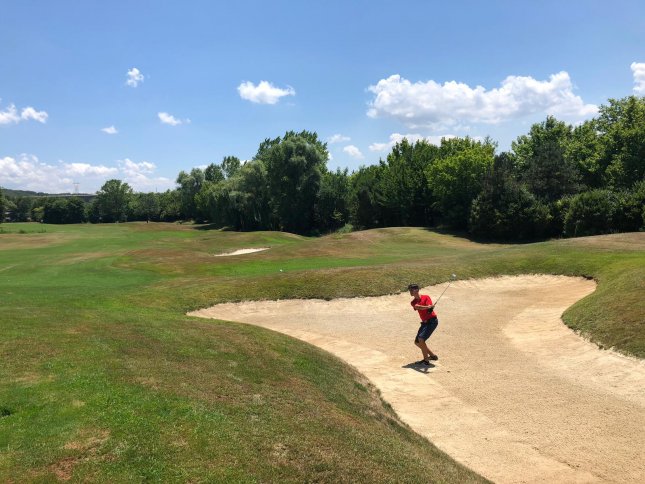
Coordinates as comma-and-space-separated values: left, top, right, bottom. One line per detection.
190, 275, 645, 483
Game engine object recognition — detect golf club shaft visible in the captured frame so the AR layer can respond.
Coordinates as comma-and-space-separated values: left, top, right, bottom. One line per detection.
434, 280, 453, 306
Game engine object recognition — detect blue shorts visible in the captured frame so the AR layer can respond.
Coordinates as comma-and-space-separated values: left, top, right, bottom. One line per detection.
415, 317, 438, 343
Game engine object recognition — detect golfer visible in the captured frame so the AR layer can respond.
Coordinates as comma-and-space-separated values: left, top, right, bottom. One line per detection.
408, 283, 439, 365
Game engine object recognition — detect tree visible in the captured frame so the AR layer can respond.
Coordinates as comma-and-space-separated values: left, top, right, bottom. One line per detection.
0, 188, 5, 223
378, 139, 439, 227
95, 179, 134, 222
566, 120, 603, 189
176, 168, 205, 220
426, 137, 495, 228
12, 197, 33, 222
43, 198, 69, 224
349, 165, 385, 229
594, 96, 645, 189
230, 160, 271, 230
614, 180, 645, 232
469, 153, 550, 240
221, 156, 241, 179
255, 130, 329, 161
132, 192, 161, 222
317, 168, 350, 232
513, 116, 580, 202
195, 180, 231, 228
257, 131, 328, 233
158, 189, 181, 222
564, 190, 619, 237
66, 197, 86, 223
204, 163, 225, 183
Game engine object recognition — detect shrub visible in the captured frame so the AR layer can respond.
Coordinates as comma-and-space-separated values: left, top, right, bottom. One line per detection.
614, 180, 645, 232
564, 189, 619, 236
469, 180, 550, 240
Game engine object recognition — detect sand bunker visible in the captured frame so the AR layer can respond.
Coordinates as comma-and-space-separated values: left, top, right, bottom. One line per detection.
213, 247, 269, 257
190, 275, 645, 483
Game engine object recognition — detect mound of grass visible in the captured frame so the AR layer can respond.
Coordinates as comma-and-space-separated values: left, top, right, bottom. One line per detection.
1, 221, 643, 481
0, 223, 486, 482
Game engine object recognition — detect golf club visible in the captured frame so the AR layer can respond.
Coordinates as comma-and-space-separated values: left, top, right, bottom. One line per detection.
433, 273, 457, 308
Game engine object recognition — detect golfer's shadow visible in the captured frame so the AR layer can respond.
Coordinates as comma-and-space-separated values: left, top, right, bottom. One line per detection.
402, 361, 435, 374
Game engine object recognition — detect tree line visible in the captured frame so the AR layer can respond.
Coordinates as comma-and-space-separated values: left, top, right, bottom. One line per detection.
2, 95, 644, 240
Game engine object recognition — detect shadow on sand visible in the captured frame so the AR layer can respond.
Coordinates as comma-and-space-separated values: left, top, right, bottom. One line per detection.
402, 361, 435, 374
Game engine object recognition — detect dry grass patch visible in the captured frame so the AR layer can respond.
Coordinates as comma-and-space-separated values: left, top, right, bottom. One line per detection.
560, 232, 645, 250
49, 429, 111, 481
0, 233, 71, 250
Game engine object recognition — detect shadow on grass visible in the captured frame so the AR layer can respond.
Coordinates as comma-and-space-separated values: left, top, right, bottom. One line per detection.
419, 226, 558, 246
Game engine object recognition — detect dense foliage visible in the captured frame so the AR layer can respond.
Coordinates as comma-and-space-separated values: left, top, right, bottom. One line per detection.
2, 96, 644, 239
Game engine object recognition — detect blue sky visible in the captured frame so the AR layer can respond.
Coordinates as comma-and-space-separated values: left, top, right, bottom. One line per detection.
1, 0, 644, 193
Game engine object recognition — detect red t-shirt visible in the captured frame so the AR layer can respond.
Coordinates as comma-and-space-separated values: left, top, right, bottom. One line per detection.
411, 294, 437, 321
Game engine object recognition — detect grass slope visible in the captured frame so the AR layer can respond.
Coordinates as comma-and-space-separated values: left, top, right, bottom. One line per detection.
1, 222, 643, 481
0, 223, 486, 483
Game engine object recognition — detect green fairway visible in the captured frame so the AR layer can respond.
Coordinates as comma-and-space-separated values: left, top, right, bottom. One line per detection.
1, 222, 643, 482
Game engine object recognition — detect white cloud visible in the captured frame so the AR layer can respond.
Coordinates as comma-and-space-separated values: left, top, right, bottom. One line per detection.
0, 154, 174, 193
328, 134, 351, 144
101, 125, 118, 134
0, 101, 48, 125
20, 106, 48, 123
126, 67, 144, 87
631, 62, 645, 94
343, 145, 364, 160
158, 112, 190, 126
369, 132, 456, 152
0, 104, 19, 124
0, 154, 78, 192
63, 162, 118, 177
367, 72, 597, 129
118, 158, 172, 191
237, 80, 295, 104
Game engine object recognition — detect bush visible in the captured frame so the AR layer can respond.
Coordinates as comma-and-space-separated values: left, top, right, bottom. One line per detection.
548, 196, 572, 237
614, 180, 645, 232
468, 183, 551, 240
564, 190, 619, 237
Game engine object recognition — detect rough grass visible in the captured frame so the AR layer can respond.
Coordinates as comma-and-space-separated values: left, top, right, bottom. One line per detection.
1, 222, 643, 482
0, 223, 487, 483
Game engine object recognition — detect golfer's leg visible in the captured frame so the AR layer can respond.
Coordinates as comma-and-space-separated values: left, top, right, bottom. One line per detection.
419, 340, 436, 359
415, 339, 430, 360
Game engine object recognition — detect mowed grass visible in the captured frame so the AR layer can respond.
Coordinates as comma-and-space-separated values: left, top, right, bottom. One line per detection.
1, 223, 643, 482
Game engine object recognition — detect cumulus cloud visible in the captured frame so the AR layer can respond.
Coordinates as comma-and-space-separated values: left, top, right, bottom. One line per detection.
158, 112, 190, 126
328, 134, 351, 144
101, 125, 118, 134
126, 67, 144, 87
0, 101, 48, 125
0, 154, 173, 193
367, 72, 597, 129
343, 145, 364, 160
369, 132, 456, 152
237, 80, 295, 104
19, 106, 48, 123
63, 162, 118, 177
0, 155, 115, 192
117, 158, 172, 191
631, 62, 645, 94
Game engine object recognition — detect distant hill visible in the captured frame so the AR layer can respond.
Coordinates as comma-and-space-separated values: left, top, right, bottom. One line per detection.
1, 187, 95, 199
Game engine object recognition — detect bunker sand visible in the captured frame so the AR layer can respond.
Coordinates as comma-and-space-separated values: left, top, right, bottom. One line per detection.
190, 275, 645, 483
213, 248, 269, 257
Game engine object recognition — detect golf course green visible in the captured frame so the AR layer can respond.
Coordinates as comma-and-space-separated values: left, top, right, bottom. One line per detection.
1, 222, 643, 482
